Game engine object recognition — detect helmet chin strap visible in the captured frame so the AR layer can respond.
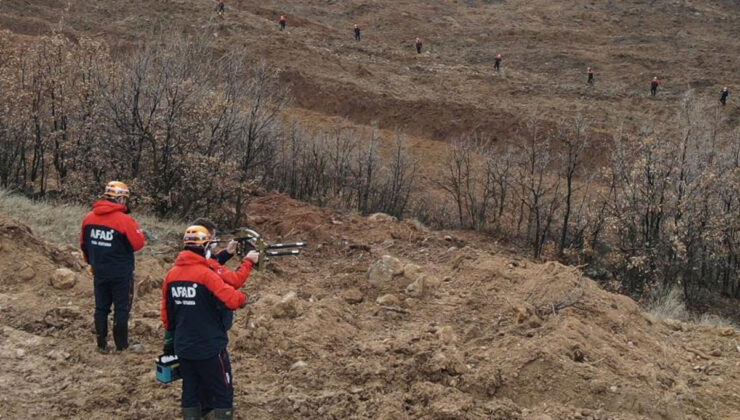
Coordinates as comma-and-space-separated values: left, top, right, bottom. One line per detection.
204, 241, 217, 259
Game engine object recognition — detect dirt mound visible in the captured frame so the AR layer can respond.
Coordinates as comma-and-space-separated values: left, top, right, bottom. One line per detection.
1, 203, 738, 419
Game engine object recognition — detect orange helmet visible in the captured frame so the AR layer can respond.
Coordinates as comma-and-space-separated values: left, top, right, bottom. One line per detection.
183, 225, 213, 246
104, 181, 130, 198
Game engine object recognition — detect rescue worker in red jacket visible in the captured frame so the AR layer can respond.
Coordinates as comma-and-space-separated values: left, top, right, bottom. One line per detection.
587, 67, 594, 84
279, 15, 286, 30
651, 76, 661, 96
494, 53, 503, 72
415, 37, 423, 54
161, 225, 258, 420
189, 217, 252, 289
81, 181, 146, 352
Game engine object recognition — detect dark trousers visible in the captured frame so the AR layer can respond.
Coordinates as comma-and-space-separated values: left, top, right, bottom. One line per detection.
279, 21, 285, 30
494, 61, 500, 71
720, 95, 728, 105
588, 74, 593, 84
651, 84, 658, 96
416, 44, 422, 54
94, 275, 134, 326
180, 349, 234, 410
355, 31, 361, 40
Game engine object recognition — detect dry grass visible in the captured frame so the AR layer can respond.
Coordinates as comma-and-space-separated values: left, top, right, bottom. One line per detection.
0, 189, 182, 247
649, 286, 688, 321
649, 286, 738, 328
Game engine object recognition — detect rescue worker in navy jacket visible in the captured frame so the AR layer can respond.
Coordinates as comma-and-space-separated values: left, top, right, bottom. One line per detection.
80, 181, 146, 352
161, 225, 259, 420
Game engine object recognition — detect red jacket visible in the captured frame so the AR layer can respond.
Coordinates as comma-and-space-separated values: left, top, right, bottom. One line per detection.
80, 200, 146, 278
161, 250, 249, 359
206, 256, 254, 289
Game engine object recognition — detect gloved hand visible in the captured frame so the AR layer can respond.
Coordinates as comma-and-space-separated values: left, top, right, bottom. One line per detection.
226, 240, 238, 255
244, 250, 260, 265
163, 330, 175, 355
163, 342, 174, 356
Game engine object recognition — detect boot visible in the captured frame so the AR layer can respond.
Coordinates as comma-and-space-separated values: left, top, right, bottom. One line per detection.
213, 408, 233, 420
112, 322, 128, 351
94, 318, 108, 352
182, 406, 201, 420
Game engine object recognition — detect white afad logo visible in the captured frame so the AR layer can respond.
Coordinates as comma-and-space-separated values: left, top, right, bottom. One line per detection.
172, 283, 198, 298
90, 228, 114, 241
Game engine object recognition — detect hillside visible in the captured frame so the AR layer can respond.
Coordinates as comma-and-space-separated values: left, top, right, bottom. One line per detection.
0, 194, 739, 419
2, 0, 740, 146
2, 1, 740, 418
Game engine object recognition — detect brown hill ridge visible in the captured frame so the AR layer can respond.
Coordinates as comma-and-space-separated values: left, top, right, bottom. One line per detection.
1, 194, 738, 419
2, 0, 740, 142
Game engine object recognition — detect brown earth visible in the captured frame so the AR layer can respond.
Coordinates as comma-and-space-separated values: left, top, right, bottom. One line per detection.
2, 1, 740, 418
2, 0, 740, 152
1, 195, 739, 419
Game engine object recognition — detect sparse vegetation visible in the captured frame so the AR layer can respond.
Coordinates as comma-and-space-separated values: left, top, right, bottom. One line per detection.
0, 1, 739, 313
433, 103, 740, 307
0, 34, 417, 226
0, 188, 181, 245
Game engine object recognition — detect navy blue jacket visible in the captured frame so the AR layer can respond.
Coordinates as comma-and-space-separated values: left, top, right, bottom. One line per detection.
80, 200, 146, 278
161, 250, 252, 360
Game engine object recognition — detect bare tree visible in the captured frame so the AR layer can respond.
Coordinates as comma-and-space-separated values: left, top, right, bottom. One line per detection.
515, 114, 561, 259
557, 115, 588, 255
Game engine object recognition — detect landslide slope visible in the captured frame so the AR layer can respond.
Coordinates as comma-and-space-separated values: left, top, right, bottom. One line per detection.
1, 195, 738, 419
2, 0, 740, 144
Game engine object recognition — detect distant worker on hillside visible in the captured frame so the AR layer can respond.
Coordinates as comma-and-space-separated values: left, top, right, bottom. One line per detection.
354, 24, 361, 41
650, 76, 661, 96
494, 53, 503, 72
415, 37, 423, 54
81, 181, 146, 353
279, 15, 286, 31
587, 67, 594, 84
217, 1, 225, 17
161, 224, 258, 420
720, 87, 729, 106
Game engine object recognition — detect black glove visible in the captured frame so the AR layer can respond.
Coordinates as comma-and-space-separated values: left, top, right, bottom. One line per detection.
163, 343, 174, 356
163, 330, 175, 355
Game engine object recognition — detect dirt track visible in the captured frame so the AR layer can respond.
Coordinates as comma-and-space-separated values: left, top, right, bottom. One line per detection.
1, 195, 738, 419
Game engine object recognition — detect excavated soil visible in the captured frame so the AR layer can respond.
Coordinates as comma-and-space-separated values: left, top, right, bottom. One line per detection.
1, 194, 739, 419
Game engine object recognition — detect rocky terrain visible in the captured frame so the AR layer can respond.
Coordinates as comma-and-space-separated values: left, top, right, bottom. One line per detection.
1, 194, 738, 419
